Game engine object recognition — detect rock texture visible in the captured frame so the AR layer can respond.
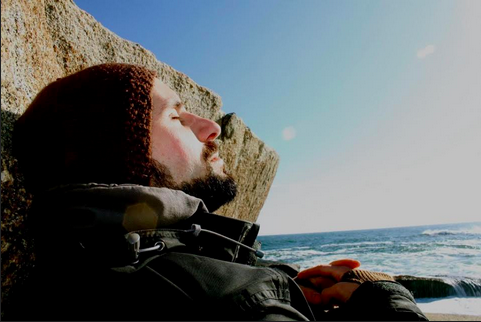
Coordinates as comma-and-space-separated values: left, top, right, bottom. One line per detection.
1, 0, 279, 313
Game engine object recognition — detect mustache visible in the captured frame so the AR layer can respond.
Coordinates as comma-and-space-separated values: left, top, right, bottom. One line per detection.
202, 141, 219, 162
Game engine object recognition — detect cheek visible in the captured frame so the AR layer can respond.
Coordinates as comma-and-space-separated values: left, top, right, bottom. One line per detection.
152, 128, 198, 166
162, 138, 190, 162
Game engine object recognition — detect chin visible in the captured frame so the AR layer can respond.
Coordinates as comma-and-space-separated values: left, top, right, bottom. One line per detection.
179, 171, 237, 212
151, 158, 237, 212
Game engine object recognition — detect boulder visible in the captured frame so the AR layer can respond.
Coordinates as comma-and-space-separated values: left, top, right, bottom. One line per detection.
1, 0, 279, 313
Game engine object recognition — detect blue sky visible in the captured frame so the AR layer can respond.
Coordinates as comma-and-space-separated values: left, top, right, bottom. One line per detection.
75, 0, 481, 235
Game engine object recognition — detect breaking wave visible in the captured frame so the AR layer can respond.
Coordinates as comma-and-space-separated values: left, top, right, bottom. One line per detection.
422, 226, 481, 237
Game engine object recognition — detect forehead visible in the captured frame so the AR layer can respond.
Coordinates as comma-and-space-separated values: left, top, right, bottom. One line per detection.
151, 78, 181, 116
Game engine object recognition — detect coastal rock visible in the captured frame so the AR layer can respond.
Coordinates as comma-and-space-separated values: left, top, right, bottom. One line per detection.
1, 0, 279, 313
395, 275, 481, 298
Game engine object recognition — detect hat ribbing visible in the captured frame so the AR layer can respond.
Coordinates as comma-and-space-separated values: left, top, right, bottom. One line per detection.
14, 63, 158, 192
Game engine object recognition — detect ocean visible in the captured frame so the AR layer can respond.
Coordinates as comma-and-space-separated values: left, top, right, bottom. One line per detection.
258, 222, 481, 316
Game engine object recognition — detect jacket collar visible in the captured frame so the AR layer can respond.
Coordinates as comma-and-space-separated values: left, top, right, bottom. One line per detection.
31, 183, 261, 265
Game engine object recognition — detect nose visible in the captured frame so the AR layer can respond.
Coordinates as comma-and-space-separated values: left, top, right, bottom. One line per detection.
188, 113, 221, 142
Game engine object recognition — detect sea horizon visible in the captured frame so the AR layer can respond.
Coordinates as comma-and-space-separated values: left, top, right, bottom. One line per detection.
258, 220, 481, 237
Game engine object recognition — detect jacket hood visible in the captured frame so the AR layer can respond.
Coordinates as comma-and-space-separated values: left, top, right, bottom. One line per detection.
31, 183, 209, 234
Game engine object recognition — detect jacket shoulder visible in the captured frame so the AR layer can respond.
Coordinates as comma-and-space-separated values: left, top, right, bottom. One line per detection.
141, 252, 314, 320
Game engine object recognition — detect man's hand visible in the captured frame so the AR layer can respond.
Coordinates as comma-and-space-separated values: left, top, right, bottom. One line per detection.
295, 259, 361, 308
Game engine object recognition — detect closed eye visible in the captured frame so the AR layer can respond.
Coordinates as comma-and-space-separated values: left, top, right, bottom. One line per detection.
170, 114, 186, 125
169, 112, 180, 120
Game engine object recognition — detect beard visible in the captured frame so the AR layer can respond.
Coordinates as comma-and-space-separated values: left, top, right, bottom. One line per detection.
150, 141, 237, 212
178, 168, 237, 212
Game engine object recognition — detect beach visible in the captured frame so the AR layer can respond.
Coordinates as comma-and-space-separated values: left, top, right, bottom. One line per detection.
419, 297, 481, 320
425, 313, 481, 321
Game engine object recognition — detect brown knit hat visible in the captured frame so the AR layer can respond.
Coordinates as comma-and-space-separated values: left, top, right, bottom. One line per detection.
14, 63, 158, 192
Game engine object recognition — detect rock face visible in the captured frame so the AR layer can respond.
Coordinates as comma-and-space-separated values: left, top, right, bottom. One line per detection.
1, 0, 279, 313
395, 275, 481, 298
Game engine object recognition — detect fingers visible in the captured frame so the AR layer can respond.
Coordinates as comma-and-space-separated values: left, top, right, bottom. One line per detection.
295, 275, 336, 291
308, 276, 336, 289
320, 282, 360, 305
300, 283, 361, 307
296, 259, 362, 308
329, 259, 361, 269
297, 258, 361, 280
297, 264, 352, 281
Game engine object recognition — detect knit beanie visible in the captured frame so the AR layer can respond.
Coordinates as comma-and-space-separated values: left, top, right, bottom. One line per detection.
14, 63, 158, 192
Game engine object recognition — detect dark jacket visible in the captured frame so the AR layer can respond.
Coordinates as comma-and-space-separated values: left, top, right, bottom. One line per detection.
6, 184, 428, 321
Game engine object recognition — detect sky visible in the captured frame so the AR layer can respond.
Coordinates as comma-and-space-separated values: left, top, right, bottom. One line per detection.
75, 0, 481, 235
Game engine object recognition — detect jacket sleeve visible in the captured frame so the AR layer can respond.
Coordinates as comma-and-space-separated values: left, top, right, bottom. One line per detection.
326, 281, 429, 321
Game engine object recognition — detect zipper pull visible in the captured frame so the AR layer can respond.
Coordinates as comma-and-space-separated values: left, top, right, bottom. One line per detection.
126, 232, 140, 264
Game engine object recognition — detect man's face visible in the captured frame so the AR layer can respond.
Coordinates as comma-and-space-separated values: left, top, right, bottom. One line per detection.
150, 79, 236, 211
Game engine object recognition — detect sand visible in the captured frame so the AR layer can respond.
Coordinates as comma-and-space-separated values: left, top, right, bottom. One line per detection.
425, 313, 481, 321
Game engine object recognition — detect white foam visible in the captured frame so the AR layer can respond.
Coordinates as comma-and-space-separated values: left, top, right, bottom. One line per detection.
422, 226, 481, 236
416, 297, 481, 316
319, 241, 394, 248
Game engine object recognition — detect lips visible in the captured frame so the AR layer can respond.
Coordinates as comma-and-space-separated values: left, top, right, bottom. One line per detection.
210, 153, 220, 162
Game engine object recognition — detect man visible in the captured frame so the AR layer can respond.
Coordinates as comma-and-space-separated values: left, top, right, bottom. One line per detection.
8, 63, 427, 320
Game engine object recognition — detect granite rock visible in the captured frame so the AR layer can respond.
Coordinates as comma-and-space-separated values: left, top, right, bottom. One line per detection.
1, 0, 279, 313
